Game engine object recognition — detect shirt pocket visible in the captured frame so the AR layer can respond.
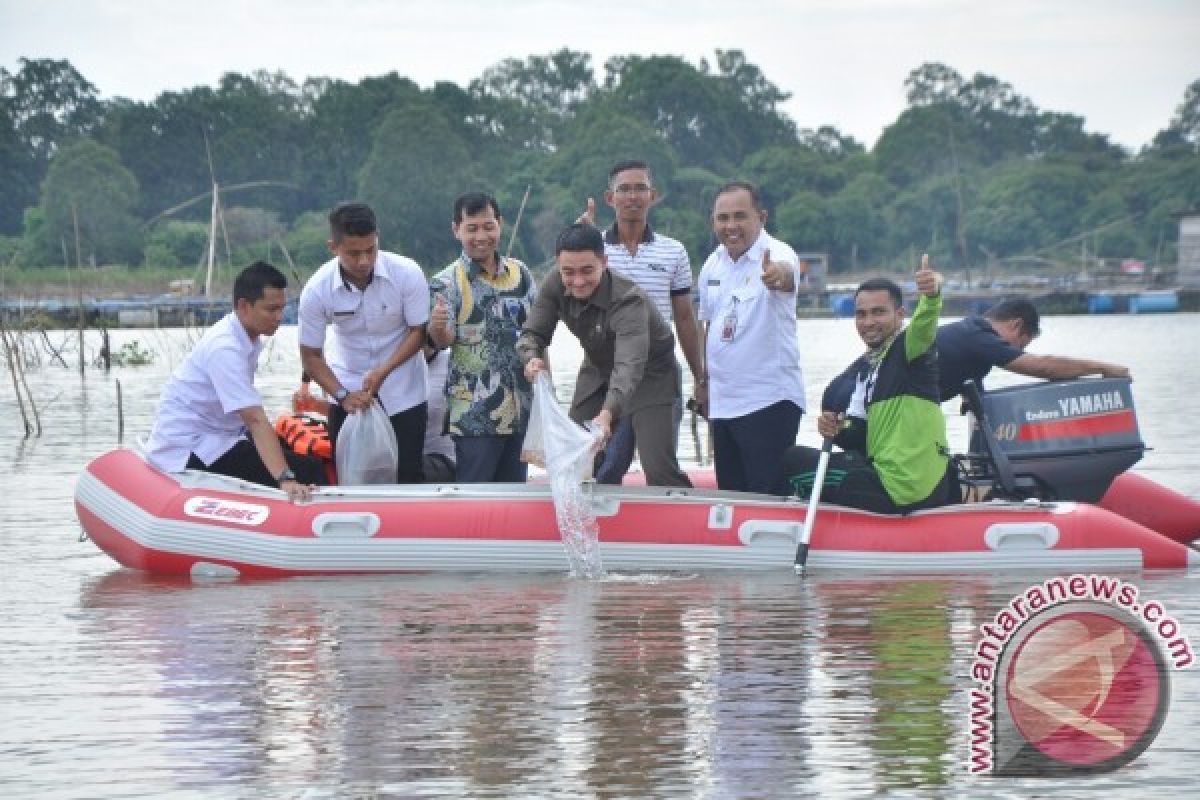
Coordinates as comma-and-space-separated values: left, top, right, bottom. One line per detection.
366, 295, 406, 335
703, 280, 722, 316
581, 319, 609, 353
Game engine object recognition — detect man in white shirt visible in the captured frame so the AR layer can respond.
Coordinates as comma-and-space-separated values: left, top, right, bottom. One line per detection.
144, 261, 323, 501
298, 203, 430, 483
696, 181, 807, 494
577, 159, 705, 485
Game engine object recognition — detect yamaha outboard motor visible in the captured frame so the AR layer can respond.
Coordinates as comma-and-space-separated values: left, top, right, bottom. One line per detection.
963, 378, 1145, 503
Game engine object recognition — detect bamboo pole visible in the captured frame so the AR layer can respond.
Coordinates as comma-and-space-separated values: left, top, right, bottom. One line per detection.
116, 378, 125, 441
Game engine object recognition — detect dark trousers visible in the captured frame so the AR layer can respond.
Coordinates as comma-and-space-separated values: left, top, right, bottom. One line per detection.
712, 400, 803, 495
422, 453, 456, 483
781, 446, 953, 514
453, 434, 528, 483
328, 401, 427, 483
595, 396, 683, 485
188, 439, 328, 487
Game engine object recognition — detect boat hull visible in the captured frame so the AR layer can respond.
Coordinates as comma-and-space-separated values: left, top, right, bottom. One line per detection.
75, 449, 1198, 578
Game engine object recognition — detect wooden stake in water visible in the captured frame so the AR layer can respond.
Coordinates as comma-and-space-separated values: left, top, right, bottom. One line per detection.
116, 379, 125, 442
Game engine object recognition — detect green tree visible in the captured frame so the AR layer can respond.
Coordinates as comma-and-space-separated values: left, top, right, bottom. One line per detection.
359, 102, 473, 269
965, 162, 1095, 259
874, 104, 979, 189
884, 176, 963, 266
826, 173, 892, 271
470, 48, 595, 152
143, 219, 209, 268
775, 190, 828, 255
0, 107, 33, 234
544, 103, 677, 218
0, 58, 102, 233
34, 138, 141, 266
1081, 190, 1139, 258
299, 73, 425, 210
1150, 78, 1200, 155
285, 210, 334, 269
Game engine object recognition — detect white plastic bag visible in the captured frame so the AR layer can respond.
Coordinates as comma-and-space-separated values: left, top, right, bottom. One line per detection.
521, 372, 597, 479
336, 400, 399, 485
521, 372, 605, 578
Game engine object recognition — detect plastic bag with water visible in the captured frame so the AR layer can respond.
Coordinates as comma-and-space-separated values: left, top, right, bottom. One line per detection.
521, 372, 606, 578
335, 400, 399, 485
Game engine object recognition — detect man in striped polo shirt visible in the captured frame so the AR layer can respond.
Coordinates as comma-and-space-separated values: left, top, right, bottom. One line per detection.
578, 159, 705, 484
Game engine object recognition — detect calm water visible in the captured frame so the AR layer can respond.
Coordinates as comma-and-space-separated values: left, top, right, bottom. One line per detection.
2, 314, 1199, 797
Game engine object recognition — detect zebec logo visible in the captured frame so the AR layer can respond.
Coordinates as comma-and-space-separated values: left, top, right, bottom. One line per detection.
968, 574, 1192, 776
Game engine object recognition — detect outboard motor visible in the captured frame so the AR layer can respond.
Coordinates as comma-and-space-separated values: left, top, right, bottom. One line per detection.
961, 377, 1144, 503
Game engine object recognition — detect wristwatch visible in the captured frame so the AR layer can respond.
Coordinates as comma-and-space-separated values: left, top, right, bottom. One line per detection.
276, 467, 297, 485
333, 387, 349, 406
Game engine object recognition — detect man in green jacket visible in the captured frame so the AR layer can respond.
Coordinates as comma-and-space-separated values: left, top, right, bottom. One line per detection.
782, 255, 953, 513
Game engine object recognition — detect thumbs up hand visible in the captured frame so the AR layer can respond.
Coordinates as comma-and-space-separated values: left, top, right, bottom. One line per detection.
760, 248, 794, 292
915, 253, 943, 298
575, 197, 596, 226
429, 292, 453, 347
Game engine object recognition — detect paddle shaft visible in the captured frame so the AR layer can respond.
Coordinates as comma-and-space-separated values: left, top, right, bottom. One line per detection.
794, 437, 834, 574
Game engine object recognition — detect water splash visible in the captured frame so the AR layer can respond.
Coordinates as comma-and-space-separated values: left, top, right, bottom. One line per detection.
522, 372, 606, 579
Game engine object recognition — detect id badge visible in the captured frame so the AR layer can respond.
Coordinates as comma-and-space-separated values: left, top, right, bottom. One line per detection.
720, 305, 738, 342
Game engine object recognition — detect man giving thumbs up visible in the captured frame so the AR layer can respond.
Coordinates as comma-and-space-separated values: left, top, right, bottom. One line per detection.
696, 181, 808, 494
780, 253, 955, 514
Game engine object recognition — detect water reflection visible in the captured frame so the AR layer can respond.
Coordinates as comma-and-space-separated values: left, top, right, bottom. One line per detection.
73, 571, 1018, 795
814, 580, 959, 790
9, 316, 1200, 795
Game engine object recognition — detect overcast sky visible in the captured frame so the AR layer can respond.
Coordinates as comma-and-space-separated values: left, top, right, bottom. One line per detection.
2, 0, 1197, 151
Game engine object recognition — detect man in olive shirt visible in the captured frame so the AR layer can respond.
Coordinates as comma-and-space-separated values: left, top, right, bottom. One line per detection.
518, 224, 692, 488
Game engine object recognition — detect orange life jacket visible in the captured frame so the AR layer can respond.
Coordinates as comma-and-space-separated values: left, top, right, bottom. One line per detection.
274, 413, 333, 462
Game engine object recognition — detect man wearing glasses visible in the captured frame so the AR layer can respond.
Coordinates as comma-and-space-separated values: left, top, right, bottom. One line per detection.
298, 202, 430, 482
576, 160, 704, 485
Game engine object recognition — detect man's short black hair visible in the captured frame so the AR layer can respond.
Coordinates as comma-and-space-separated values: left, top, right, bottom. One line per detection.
855, 277, 903, 308
453, 192, 502, 224
609, 159, 652, 186
714, 180, 764, 211
555, 223, 605, 257
233, 261, 287, 305
329, 202, 377, 243
985, 297, 1041, 338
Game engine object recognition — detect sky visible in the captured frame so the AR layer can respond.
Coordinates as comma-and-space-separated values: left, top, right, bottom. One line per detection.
1, 0, 1198, 151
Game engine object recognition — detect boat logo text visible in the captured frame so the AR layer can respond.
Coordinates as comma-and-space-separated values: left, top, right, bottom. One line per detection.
184, 497, 270, 526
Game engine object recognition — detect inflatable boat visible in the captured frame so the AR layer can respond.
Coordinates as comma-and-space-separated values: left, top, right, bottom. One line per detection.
75, 448, 1197, 578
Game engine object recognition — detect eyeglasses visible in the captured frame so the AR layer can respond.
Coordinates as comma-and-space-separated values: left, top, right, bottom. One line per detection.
613, 184, 653, 195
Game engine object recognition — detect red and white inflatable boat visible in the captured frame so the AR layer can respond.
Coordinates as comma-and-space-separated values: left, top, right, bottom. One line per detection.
75, 449, 1198, 579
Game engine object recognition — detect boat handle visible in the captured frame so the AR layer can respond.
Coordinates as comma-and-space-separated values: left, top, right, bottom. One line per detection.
738, 520, 802, 546
984, 522, 1059, 550
312, 512, 381, 538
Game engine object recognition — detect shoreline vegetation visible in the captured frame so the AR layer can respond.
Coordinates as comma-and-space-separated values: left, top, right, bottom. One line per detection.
1, 53, 1198, 295
2, 262, 1197, 333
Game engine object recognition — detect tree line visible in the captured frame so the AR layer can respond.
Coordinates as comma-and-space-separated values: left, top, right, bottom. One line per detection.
1, 51, 1198, 278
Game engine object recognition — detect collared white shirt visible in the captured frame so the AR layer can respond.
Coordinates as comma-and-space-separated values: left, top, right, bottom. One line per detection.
144, 312, 264, 472
298, 251, 430, 415
697, 229, 807, 419
603, 225, 692, 323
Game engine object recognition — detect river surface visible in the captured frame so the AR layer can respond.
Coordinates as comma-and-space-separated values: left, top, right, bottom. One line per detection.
1, 313, 1198, 797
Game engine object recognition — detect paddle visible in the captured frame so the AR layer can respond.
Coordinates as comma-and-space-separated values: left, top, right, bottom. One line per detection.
794, 436, 834, 575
